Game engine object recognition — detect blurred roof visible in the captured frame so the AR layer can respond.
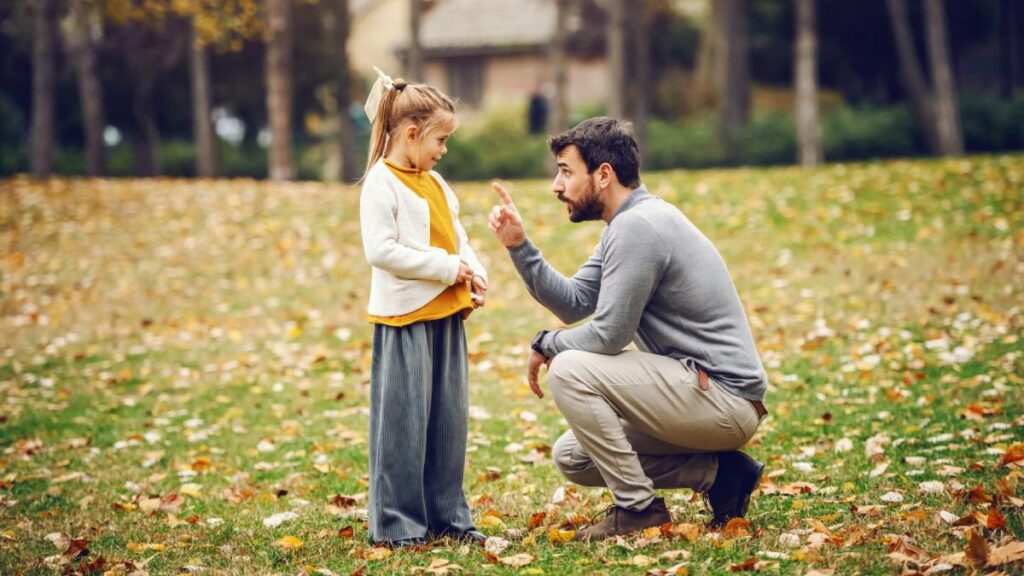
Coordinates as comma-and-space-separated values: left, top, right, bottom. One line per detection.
420, 0, 556, 50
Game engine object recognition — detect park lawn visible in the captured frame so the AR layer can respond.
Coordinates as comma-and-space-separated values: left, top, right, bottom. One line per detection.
1, 154, 1022, 575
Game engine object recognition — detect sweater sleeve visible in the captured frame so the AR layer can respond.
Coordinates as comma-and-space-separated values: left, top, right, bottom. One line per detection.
360, 176, 461, 285
507, 238, 602, 325
538, 213, 667, 357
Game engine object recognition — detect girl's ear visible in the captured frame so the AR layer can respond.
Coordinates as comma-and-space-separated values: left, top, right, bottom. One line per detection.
404, 123, 419, 143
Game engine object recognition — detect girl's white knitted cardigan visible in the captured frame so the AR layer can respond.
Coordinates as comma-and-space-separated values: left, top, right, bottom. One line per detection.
359, 159, 488, 317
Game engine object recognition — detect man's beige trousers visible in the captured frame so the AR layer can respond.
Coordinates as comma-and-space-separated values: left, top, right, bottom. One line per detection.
548, 349, 764, 511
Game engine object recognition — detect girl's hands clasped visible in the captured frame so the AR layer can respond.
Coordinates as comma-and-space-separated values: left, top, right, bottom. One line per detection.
456, 259, 475, 284
470, 275, 487, 308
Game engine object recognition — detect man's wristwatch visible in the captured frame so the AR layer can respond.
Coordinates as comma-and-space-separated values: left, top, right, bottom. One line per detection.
530, 330, 550, 359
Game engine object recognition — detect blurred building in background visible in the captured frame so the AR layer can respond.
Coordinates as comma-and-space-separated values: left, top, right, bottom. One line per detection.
350, 0, 611, 111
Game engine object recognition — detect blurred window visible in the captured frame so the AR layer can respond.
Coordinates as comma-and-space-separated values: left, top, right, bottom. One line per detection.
447, 58, 484, 106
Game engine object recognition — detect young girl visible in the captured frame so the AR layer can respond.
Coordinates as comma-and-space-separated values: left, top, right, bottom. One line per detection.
359, 69, 488, 548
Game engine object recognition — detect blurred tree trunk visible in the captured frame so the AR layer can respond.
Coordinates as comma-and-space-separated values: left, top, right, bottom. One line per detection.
606, 0, 626, 119
132, 75, 160, 176
692, 0, 720, 111
63, 0, 106, 176
998, 0, 1016, 99
548, 0, 569, 134
191, 22, 217, 178
718, 0, 749, 163
924, 0, 962, 155
626, 2, 649, 154
114, 19, 186, 177
795, 0, 821, 167
885, 0, 940, 154
334, 0, 358, 182
266, 0, 294, 181
407, 0, 423, 81
32, 0, 58, 178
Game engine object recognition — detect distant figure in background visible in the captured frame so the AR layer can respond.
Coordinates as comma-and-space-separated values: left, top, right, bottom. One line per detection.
528, 89, 549, 135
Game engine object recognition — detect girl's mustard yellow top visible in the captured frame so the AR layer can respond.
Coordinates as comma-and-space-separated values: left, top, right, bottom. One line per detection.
367, 160, 473, 326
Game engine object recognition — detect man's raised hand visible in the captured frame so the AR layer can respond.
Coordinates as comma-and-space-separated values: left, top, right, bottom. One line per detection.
489, 181, 527, 248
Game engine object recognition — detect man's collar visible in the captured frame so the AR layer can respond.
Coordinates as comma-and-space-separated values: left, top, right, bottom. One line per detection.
609, 184, 650, 223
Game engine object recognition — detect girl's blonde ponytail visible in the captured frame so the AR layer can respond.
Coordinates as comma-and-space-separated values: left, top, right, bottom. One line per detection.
363, 80, 405, 178
361, 80, 456, 181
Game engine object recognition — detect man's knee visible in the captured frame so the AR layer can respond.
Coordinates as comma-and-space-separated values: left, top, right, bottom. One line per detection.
552, 431, 581, 472
547, 349, 590, 389
552, 431, 603, 486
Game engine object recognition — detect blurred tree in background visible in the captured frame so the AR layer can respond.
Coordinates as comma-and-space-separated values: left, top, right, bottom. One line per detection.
1, 0, 1022, 180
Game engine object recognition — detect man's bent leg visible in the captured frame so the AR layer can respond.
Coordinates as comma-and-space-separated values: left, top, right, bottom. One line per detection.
553, 428, 716, 490
547, 350, 758, 511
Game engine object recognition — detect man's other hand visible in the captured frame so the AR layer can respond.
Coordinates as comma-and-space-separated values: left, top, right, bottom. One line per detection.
527, 349, 551, 399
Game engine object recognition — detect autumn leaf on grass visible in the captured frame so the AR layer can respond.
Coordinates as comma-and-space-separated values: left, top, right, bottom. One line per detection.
986, 506, 1007, 530
479, 514, 506, 530
338, 525, 354, 539
357, 547, 393, 561
62, 538, 91, 561
964, 529, 989, 569
191, 456, 213, 472
263, 511, 299, 528
663, 522, 701, 542
127, 542, 167, 553
275, 535, 303, 550
646, 563, 688, 576
961, 483, 992, 505
728, 557, 759, 571
623, 554, 657, 567
527, 511, 546, 530
987, 539, 1024, 567
850, 504, 883, 517
328, 494, 358, 508
484, 537, 510, 556
884, 534, 929, 565
722, 518, 751, 538
498, 553, 534, 567
413, 559, 463, 574
43, 533, 67, 550
180, 483, 203, 498
997, 443, 1024, 468
547, 528, 575, 544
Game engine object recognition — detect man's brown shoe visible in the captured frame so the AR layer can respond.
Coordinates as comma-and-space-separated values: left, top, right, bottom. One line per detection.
574, 497, 672, 542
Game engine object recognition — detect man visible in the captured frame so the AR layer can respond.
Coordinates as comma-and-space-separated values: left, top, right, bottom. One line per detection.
488, 117, 768, 541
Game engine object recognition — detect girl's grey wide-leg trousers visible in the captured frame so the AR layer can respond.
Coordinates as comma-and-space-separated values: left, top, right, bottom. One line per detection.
368, 314, 474, 543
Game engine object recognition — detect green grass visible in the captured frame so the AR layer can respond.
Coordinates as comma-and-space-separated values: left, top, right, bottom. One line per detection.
1, 154, 1023, 574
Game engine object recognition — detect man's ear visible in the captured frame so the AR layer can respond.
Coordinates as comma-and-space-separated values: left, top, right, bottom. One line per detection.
595, 162, 615, 190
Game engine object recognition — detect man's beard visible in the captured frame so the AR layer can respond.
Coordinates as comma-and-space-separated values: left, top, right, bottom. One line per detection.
563, 179, 604, 223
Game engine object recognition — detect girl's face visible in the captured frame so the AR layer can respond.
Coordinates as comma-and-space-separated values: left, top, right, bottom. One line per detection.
399, 113, 457, 172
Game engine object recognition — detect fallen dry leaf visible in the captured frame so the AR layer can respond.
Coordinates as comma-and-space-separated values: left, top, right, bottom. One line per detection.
729, 556, 758, 571
275, 535, 303, 550
964, 529, 988, 568
498, 553, 534, 567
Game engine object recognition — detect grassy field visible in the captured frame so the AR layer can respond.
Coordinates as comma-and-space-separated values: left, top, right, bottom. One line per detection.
1, 154, 1023, 575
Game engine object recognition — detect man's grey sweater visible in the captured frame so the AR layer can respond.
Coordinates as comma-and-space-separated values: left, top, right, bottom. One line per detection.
509, 186, 767, 402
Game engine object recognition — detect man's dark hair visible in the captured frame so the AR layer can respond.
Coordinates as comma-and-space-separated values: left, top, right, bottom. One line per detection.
549, 117, 641, 188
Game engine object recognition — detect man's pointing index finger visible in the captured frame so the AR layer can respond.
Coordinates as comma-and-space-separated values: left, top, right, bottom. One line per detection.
491, 181, 515, 207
